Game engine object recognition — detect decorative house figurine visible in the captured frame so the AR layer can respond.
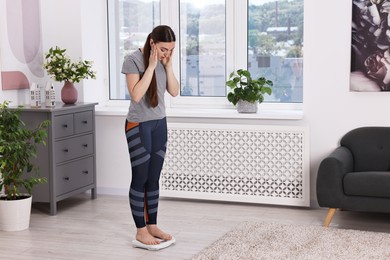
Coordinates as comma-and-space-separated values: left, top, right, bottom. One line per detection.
45, 81, 56, 107
30, 82, 41, 107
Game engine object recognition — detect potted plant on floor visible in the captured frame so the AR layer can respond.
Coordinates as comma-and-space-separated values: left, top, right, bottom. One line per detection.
226, 69, 273, 113
0, 100, 49, 231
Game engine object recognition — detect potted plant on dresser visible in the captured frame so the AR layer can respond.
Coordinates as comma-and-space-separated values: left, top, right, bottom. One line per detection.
226, 69, 273, 113
43, 46, 96, 105
0, 100, 49, 231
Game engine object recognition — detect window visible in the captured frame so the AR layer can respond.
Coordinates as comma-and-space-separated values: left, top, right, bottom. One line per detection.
107, 0, 304, 106
108, 0, 160, 100
179, 1, 226, 97
248, 0, 304, 103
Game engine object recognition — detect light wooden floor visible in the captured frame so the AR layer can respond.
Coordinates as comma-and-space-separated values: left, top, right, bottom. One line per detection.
2, 194, 390, 260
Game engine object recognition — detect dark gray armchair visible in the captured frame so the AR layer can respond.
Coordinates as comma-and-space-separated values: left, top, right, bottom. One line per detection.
316, 127, 390, 227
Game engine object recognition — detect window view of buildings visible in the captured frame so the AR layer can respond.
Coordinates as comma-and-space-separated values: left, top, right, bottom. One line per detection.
248, 0, 303, 103
111, 0, 303, 103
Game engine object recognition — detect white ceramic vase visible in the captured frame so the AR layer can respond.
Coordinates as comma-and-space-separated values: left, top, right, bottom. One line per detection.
0, 195, 32, 231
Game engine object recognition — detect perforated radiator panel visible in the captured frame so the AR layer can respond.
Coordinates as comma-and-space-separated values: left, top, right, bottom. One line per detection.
161, 123, 309, 207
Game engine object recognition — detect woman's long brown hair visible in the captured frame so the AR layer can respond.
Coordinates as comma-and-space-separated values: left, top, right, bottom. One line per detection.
142, 25, 176, 108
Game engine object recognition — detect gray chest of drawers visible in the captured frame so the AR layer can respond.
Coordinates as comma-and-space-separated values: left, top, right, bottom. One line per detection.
19, 102, 98, 215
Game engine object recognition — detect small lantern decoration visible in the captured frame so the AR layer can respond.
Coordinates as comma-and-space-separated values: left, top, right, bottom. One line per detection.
45, 81, 56, 107
30, 82, 41, 107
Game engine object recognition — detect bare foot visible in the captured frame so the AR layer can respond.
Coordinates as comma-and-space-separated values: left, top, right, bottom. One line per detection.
147, 224, 172, 241
136, 227, 160, 245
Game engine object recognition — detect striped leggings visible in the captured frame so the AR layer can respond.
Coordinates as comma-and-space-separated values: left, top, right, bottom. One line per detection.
125, 117, 167, 228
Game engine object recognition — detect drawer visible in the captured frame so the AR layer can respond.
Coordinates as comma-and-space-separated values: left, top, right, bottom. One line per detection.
55, 156, 94, 196
75, 111, 93, 134
55, 134, 94, 163
53, 114, 74, 138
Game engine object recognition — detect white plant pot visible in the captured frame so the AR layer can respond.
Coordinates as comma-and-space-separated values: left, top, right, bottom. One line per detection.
237, 100, 258, 113
0, 195, 32, 231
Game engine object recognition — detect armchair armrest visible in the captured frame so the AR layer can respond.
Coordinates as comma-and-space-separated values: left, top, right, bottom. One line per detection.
316, 146, 353, 207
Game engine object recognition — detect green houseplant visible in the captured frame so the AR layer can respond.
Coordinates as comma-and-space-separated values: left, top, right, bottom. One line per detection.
43, 46, 96, 104
43, 46, 96, 83
226, 69, 273, 113
0, 100, 49, 231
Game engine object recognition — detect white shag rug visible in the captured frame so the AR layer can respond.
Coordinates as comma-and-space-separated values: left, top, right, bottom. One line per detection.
191, 221, 390, 260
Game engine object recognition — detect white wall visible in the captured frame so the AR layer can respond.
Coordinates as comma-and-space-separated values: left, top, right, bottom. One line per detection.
40, 0, 85, 100
2, 0, 390, 206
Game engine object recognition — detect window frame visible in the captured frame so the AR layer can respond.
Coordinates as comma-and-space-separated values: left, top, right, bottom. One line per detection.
106, 0, 303, 111
165, 0, 238, 109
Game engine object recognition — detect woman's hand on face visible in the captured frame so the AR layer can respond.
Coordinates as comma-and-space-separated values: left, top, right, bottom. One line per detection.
149, 44, 158, 70
162, 49, 173, 68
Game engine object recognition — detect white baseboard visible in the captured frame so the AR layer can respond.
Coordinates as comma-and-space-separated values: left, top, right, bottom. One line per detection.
96, 187, 128, 196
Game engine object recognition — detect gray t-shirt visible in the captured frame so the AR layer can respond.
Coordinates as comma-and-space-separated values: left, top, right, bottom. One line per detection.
121, 49, 167, 123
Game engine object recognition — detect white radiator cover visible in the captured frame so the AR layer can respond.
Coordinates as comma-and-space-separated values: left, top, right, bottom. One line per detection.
161, 123, 310, 207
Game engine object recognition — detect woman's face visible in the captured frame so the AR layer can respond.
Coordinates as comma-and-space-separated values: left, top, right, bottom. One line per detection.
151, 41, 175, 61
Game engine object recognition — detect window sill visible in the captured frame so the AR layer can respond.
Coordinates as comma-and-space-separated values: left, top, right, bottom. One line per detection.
95, 106, 303, 120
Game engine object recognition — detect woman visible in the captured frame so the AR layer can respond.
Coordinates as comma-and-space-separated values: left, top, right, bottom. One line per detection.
122, 25, 179, 246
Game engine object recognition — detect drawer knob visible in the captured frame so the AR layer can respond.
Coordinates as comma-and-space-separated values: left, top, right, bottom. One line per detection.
63, 148, 69, 152
64, 177, 70, 181
82, 144, 88, 148
62, 124, 68, 128
82, 171, 89, 174
82, 120, 88, 124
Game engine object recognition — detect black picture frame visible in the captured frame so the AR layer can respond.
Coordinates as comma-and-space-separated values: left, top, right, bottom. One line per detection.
350, 0, 390, 91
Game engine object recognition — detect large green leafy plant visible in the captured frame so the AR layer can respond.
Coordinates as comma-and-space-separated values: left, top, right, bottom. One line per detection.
226, 69, 273, 106
0, 101, 49, 200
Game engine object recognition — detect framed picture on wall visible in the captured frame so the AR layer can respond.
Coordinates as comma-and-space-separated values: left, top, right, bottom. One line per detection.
350, 0, 390, 92
0, 0, 43, 91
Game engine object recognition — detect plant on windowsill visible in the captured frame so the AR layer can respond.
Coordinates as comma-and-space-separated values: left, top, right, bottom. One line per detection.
0, 100, 49, 231
226, 69, 273, 113
43, 46, 96, 104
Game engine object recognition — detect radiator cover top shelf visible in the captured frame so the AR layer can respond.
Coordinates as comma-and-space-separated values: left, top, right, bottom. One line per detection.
161, 123, 309, 207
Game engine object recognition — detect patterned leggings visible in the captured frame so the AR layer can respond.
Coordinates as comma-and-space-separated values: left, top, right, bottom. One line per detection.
125, 117, 167, 228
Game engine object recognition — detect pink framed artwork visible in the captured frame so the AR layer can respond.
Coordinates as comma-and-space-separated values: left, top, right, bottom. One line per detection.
0, 0, 44, 90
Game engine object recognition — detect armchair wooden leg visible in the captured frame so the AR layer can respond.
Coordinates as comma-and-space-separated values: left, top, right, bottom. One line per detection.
323, 208, 337, 227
